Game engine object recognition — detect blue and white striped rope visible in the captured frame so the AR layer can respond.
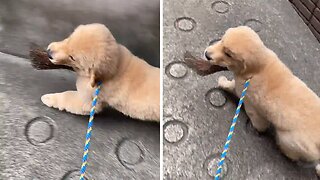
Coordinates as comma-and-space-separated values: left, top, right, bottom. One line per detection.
214, 79, 250, 180
79, 81, 102, 180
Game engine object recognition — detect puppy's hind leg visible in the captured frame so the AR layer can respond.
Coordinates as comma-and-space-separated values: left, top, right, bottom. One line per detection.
41, 91, 103, 115
218, 76, 236, 95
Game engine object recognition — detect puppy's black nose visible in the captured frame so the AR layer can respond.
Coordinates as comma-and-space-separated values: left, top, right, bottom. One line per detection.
205, 51, 212, 61
47, 49, 53, 59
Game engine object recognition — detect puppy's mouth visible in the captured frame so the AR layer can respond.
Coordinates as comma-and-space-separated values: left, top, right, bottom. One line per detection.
48, 56, 69, 66
46, 55, 67, 65
204, 55, 228, 68
203, 50, 227, 67
204, 55, 229, 68
208, 60, 227, 67
49, 59, 58, 64
49, 58, 58, 65
46, 49, 58, 64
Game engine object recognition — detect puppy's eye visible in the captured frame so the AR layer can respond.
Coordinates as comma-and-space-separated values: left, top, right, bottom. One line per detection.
224, 51, 232, 58
69, 55, 75, 61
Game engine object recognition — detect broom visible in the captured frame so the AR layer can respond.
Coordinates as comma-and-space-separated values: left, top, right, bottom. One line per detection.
184, 51, 227, 76
29, 47, 73, 71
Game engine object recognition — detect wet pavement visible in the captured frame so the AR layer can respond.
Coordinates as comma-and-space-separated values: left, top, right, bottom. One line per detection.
0, 0, 160, 179
163, 0, 320, 179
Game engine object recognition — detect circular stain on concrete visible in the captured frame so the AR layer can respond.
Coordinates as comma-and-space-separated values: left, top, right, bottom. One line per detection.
62, 170, 87, 180
204, 153, 229, 178
163, 120, 188, 144
209, 38, 221, 45
212, 1, 230, 14
25, 116, 56, 146
174, 17, 196, 32
244, 19, 263, 32
165, 61, 188, 79
205, 88, 227, 108
116, 138, 144, 169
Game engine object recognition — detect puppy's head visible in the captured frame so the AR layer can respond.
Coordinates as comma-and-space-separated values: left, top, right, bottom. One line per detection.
204, 26, 267, 76
47, 23, 120, 87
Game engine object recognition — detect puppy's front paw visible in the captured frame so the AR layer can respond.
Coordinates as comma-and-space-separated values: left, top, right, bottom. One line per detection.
41, 94, 59, 109
316, 164, 320, 177
218, 76, 229, 88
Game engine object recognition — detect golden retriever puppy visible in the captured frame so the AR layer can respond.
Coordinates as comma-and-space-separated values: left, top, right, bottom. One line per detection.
41, 23, 160, 122
204, 26, 320, 176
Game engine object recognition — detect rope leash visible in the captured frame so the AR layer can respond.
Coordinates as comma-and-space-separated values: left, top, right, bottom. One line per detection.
214, 79, 250, 180
79, 82, 102, 180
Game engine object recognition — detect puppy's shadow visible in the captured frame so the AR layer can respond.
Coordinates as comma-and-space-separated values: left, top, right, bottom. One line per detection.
93, 107, 159, 127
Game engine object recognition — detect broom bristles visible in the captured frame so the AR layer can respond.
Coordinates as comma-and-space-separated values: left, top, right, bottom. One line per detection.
184, 51, 227, 76
29, 48, 73, 71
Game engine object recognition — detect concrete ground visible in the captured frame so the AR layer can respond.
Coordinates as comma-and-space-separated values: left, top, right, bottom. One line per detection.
0, 0, 160, 179
163, 0, 320, 179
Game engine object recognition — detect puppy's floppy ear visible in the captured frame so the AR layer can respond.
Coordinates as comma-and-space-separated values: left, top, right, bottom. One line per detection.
239, 59, 247, 74
90, 69, 100, 88
89, 42, 121, 88
90, 74, 96, 88
88, 26, 121, 87
223, 47, 235, 58
223, 47, 247, 72
89, 59, 112, 88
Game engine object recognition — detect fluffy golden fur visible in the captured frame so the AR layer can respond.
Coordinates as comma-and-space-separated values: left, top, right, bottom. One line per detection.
41, 23, 160, 122
205, 26, 320, 176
